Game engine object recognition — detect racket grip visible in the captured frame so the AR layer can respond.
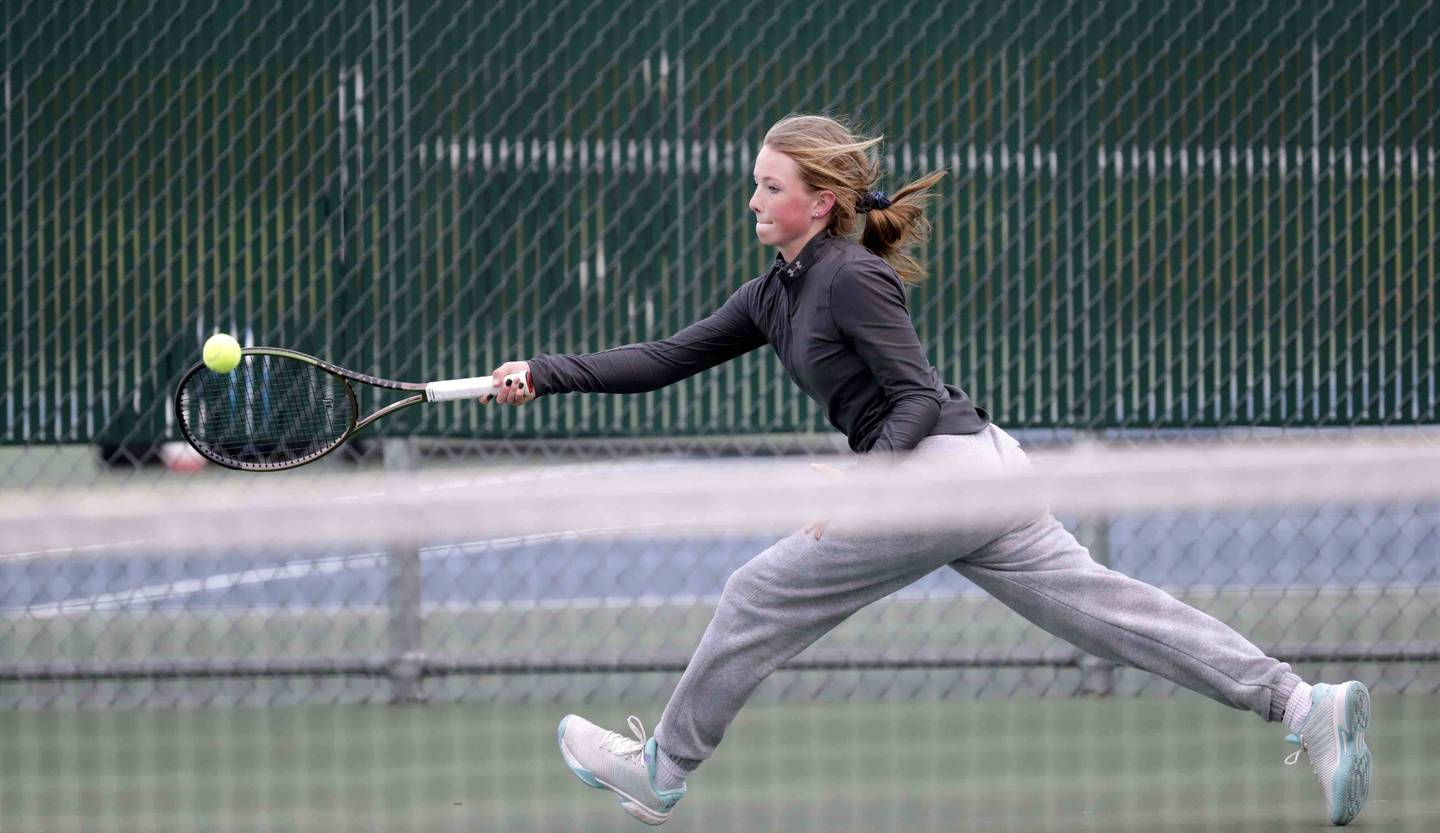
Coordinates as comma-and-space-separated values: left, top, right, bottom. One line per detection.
425, 371, 529, 402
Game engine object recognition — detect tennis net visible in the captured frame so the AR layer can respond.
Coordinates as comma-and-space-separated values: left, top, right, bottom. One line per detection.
2, 433, 1439, 832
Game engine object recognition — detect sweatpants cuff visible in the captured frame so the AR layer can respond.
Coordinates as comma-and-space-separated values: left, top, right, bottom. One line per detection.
1268, 672, 1303, 722
664, 748, 701, 772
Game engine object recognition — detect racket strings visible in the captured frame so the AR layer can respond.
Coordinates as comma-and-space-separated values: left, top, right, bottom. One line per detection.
179, 355, 355, 468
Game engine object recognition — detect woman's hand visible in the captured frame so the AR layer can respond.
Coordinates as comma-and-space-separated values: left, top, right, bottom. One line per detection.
481, 360, 535, 405
803, 461, 846, 540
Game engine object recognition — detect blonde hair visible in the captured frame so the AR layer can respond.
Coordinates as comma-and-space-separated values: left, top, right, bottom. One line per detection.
762, 114, 945, 285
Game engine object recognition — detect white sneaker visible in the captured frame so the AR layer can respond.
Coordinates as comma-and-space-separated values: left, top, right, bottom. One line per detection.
1284, 681, 1372, 825
557, 714, 686, 826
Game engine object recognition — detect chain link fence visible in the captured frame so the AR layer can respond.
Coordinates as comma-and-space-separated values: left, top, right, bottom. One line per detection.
2, 0, 1438, 711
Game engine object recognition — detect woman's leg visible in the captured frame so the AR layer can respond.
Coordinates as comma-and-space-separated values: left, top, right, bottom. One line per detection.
654, 429, 1029, 765
654, 518, 980, 763
947, 486, 1373, 824
951, 508, 1301, 719
557, 521, 969, 826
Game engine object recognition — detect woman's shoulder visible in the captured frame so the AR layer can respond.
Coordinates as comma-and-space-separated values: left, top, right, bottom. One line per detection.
824, 237, 903, 286
825, 236, 890, 267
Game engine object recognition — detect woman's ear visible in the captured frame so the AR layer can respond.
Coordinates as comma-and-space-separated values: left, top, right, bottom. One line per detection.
812, 190, 837, 219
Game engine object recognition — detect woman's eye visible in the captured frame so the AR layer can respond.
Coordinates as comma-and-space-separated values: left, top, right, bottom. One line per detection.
768, 186, 779, 193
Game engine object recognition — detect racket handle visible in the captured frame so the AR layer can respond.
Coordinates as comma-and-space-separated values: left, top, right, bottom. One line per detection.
425, 371, 529, 402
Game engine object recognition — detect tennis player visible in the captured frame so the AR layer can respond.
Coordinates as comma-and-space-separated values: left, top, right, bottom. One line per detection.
481, 114, 1372, 827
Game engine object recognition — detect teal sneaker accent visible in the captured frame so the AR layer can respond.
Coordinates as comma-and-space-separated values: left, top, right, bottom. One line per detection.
1328, 683, 1371, 826
556, 714, 684, 826
643, 737, 687, 810
1284, 681, 1371, 826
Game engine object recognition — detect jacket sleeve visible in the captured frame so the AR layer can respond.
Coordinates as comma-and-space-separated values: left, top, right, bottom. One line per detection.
527, 279, 767, 395
830, 262, 942, 454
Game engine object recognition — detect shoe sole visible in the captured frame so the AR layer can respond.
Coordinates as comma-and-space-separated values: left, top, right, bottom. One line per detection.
1330, 682, 1371, 826
556, 715, 671, 826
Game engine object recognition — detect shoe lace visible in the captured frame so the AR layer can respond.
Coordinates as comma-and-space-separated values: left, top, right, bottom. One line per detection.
1283, 732, 1303, 766
598, 715, 649, 760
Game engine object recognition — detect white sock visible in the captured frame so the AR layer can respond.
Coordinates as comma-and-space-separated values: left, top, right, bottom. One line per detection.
652, 747, 689, 792
1283, 681, 1314, 733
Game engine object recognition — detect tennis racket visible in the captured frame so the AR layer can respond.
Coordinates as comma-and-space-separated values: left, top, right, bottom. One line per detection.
174, 347, 529, 471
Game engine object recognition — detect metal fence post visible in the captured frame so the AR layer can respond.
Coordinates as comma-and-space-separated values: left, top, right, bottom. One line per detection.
1074, 432, 1116, 696
384, 437, 425, 703
1075, 514, 1116, 695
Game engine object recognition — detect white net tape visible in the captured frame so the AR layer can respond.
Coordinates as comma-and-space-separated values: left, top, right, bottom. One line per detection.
7, 435, 1440, 555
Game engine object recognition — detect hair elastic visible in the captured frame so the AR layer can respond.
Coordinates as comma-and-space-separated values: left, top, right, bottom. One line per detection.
856, 191, 892, 213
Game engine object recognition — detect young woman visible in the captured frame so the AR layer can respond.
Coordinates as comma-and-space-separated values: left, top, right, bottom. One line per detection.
481, 115, 1372, 827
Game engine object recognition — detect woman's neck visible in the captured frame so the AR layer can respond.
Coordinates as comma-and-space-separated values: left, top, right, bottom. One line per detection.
780, 225, 829, 263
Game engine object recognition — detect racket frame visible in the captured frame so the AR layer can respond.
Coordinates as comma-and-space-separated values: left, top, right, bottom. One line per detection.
174, 347, 517, 472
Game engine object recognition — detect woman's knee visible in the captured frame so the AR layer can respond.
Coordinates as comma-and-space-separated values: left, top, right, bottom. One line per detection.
719, 560, 770, 610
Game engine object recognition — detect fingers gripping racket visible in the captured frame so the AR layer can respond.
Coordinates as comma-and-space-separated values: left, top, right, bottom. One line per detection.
174, 347, 528, 471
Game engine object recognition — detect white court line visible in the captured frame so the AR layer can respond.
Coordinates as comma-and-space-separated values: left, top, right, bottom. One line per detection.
6, 523, 705, 618
2, 540, 151, 562
2, 460, 695, 563
17, 552, 386, 618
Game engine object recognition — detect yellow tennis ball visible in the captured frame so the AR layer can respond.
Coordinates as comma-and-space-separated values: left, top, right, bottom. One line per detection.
203, 333, 242, 373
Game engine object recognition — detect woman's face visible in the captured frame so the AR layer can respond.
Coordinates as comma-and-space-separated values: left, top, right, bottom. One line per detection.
750, 145, 832, 260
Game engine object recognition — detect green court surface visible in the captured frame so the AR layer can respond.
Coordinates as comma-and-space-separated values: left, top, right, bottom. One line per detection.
2, 693, 1436, 833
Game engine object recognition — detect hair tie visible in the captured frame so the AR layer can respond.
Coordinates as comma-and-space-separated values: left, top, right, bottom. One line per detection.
856, 190, 892, 213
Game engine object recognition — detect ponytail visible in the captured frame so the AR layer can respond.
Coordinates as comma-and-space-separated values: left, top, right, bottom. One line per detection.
857, 169, 946, 285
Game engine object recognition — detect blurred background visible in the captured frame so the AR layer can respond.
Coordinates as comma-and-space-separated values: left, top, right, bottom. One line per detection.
2, 1, 1438, 831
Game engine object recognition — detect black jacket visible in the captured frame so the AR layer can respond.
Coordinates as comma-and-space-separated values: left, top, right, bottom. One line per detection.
528, 231, 990, 454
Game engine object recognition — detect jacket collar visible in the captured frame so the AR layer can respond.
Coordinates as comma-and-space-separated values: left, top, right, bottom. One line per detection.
774, 230, 833, 287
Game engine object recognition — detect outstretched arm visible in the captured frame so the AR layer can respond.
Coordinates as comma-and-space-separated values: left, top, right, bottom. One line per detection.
484, 280, 767, 403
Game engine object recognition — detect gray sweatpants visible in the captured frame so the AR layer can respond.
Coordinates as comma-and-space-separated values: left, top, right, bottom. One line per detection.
654, 424, 1302, 764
